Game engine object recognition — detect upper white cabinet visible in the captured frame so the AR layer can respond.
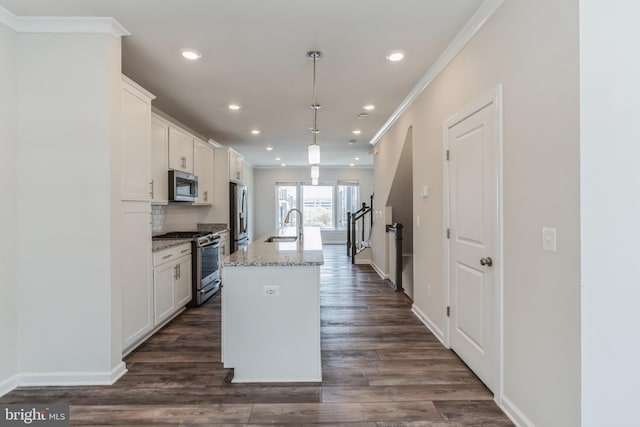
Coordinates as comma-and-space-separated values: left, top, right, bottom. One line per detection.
150, 114, 169, 204
121, 76, 155, 201
193, 138, 214, 205
229, 149, 244, 183
169, 126, 194, 173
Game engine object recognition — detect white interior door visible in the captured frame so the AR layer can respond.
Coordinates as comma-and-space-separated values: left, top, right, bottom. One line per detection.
446, 92, 500, 393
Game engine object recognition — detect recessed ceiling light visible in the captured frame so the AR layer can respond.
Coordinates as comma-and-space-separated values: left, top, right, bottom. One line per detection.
181, 49, 202, 60
386, 51, 405, 62
348, 139, 356, 145
266, 146, 273, 151
251, 129, 261, 135
228, 104, 241, 110
350, 163, 355, 167
352, 130, 361, 135
363, 104, 375, 111
275, 157, 281, 161
281, 163, 287, 167
354, 157, 360, 160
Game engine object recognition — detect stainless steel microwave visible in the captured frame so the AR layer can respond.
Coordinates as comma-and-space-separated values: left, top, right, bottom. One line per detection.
169, 170, 198, 202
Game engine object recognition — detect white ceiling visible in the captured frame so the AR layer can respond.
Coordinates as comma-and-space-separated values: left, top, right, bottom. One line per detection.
0, 0, 485, 167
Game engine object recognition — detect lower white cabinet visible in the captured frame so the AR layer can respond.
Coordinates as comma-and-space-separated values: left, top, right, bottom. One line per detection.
218, 230, 230, 261
122, 201, 153, 352
175, 256, 192, 307
153, 244, 192, 326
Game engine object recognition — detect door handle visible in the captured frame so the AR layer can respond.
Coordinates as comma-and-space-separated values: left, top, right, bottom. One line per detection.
480, 257, 493, 267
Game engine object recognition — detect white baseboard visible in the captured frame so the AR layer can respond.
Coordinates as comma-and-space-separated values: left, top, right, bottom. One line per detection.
500, 395, 535, 427
411, 304, 447, 347
370, 261, 389, 279
0, 373, 19, 397
17, 361, 128, 388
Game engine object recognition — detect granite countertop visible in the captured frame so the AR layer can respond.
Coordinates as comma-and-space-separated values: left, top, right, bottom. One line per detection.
152, 238, 192, 252
197, 223, 229, 233
222, 227, 324, 267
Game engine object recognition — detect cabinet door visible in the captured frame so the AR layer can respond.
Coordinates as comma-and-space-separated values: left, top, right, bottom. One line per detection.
151, 116, 169, 203
168, 126, 195, 173
122, 201, 153, 351
154, 261, 176, 325
236, 155, 243, 183
121, 83, 152, 201
168, 126, 184, 171
182, 133, 194, 174
175, 255, 192, 308
194, 140, 214, 205
228, 150, 238, 183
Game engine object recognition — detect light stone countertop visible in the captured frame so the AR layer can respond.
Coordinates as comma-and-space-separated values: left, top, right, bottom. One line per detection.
151, 238, 192, 252
221, 227, 324, 267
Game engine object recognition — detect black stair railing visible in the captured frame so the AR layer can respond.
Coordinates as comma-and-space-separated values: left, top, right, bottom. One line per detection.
385, 223, 404, 292
347, 195, 373, 263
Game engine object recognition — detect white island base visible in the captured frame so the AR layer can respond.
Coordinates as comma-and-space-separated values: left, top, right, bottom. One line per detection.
222, 265, 321, 382
221, 227, 323, 383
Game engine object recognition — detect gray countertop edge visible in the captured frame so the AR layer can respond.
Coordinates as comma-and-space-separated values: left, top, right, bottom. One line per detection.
151, 238, 192, 252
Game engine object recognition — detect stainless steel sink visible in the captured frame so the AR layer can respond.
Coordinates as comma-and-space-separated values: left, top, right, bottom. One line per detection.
264, 235, 298, 243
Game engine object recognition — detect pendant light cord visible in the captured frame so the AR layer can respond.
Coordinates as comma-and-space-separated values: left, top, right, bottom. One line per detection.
312, 54, 318, 146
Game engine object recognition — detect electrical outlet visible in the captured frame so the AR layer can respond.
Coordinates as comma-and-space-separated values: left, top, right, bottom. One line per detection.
542, 227, 557, 253
263, 286, 280, 297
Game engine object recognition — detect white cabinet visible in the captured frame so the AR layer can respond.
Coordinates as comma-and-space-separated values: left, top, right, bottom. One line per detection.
121, 76, 155, 201
122, 201, 153, 352
229, 149, 244, 183
193, 139, 214, 205
150, 115, 169, 204
153, 260, 176, 325
169, 126, 194, 173
218, 230, 230, 262
152, 243, 192, 326
175, 256, 192, 307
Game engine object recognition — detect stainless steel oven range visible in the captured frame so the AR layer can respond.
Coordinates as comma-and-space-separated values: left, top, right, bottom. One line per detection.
153, 231, 220, 306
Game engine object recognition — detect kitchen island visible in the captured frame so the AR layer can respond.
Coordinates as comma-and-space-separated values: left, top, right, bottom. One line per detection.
220, 227, 323, 382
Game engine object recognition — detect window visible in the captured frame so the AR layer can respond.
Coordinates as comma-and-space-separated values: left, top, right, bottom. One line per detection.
276, 183, 297, 228
275, 181, 360, 230
302, 185, 333, 228
337, 183, 359, 230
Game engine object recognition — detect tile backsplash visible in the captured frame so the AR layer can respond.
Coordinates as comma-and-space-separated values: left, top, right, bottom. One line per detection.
151, 205, 166, 234
151, 204, 226, 235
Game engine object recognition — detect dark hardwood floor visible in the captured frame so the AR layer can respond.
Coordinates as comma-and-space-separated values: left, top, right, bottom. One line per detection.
1, 245, 513, 426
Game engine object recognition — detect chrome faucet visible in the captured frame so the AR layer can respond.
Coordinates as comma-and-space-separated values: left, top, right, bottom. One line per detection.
284, 208, 303, 241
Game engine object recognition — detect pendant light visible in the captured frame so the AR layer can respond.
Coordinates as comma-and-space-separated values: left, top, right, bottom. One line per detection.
311, 165, 319, 179
307, 51, 322, 167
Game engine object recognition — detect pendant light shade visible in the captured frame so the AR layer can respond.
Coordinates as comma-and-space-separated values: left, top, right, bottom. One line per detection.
312, 177, 319, 186
311, 165, 320, 179
308, 144, 320, 165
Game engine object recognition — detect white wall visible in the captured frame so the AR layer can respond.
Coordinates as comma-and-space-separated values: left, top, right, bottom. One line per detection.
372, 0, 580, 425
580, 2, 640, 426
253, 167, 374, 243
0, 21, 18, 394
16, 33, 122, 380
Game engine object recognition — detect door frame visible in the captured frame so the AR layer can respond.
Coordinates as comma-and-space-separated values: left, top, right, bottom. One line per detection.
442, 84, 504, 399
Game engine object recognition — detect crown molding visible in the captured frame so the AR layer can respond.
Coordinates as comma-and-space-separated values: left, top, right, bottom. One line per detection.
369, 0, 507, 146
0, 6, 129, 38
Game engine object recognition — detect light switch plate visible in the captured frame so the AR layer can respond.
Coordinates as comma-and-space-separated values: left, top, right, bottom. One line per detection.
542, 227, 557, 253
420, 186, 429, 198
